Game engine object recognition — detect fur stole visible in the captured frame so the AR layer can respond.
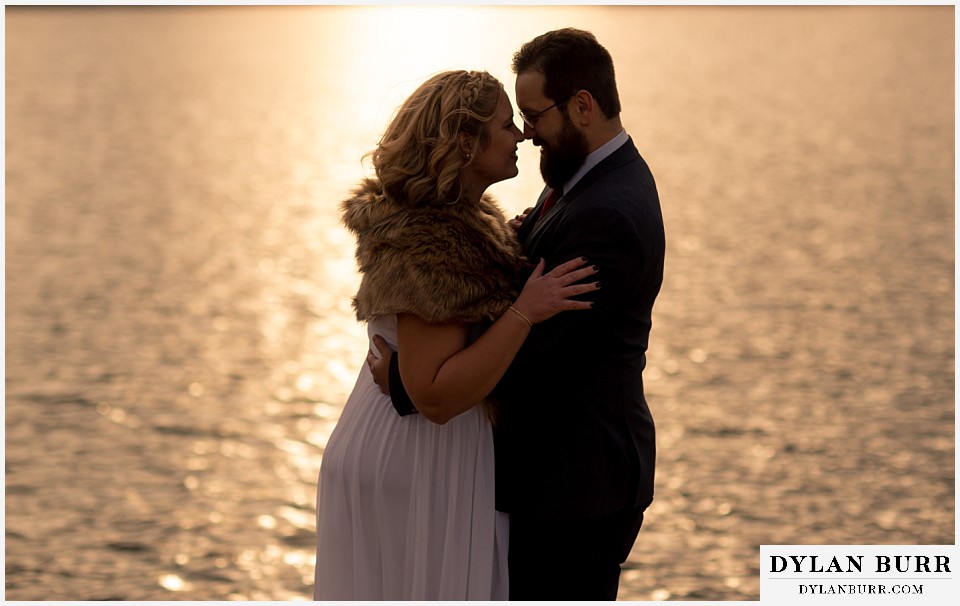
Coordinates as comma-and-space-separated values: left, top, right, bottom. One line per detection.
341, 178, 523, 324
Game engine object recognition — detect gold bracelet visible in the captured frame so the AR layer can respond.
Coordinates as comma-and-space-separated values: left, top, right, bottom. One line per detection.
508, 305, 533, 328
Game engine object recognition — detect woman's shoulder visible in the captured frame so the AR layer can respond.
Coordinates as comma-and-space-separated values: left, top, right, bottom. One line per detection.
344, 180, 522, 325
345, 180, 518, 264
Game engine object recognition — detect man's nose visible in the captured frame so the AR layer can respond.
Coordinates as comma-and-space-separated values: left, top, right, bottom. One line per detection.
522, 123, 536, 140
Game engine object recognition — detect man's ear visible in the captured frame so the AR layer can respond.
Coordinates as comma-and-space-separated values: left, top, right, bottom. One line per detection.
572, 90, 595, 127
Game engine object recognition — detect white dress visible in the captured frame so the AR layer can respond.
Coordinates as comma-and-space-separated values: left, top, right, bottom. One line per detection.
314, 315, 509, 600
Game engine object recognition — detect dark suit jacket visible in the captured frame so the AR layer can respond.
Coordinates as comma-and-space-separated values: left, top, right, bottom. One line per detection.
494, 137, 664, 520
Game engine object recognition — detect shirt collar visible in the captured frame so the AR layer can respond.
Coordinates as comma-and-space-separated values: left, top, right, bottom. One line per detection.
560, 128, 629, 195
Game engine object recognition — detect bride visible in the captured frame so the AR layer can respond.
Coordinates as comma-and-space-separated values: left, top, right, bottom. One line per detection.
313, 70, 598, 600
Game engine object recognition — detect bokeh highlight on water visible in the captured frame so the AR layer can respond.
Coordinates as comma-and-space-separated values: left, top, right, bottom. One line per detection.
4, 5, 954, 601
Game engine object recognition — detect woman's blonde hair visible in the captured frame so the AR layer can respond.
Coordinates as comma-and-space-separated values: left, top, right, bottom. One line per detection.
371, 70, 504, 206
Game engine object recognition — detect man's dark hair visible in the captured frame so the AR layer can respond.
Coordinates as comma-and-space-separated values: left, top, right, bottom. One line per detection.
512, 28, 621, 119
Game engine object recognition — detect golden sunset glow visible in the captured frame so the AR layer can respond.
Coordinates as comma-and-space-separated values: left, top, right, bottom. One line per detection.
5, 5, 954, 602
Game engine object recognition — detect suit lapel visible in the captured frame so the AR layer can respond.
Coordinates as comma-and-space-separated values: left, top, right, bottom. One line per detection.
522, 138, 639, 253
523, 190, 569, 251
517, 187, 550, 245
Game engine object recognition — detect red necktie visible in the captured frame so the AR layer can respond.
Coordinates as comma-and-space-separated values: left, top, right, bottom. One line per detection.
538, 188, 561, 220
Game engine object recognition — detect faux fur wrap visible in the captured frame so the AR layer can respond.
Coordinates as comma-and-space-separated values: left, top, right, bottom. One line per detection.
341, 178, 523, 324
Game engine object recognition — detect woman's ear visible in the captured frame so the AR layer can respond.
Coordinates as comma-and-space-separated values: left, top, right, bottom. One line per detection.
458, 132, 473, 159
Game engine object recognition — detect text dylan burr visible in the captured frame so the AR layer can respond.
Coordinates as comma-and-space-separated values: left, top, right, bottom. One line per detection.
770, 555, 951, 574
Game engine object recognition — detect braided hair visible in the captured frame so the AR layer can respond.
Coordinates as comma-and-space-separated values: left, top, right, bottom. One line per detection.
372, 70, 504, 206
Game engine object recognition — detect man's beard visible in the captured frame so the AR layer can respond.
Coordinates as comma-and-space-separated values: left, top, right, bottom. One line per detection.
537, 114, 590, 190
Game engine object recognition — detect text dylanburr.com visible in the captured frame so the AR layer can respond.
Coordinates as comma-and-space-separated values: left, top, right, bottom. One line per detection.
760, 546, 959, 604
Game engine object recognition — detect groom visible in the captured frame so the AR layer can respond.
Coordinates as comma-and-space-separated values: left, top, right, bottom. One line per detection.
374, 28, 663, 600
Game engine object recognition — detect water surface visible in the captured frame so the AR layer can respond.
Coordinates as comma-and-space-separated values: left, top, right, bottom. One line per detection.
5, 5, 954, 601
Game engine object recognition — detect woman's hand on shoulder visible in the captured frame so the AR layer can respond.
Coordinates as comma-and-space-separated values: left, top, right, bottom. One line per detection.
512, 257, 600, 324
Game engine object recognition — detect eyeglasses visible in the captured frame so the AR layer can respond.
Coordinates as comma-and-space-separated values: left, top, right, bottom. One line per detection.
519, 101, 562, 128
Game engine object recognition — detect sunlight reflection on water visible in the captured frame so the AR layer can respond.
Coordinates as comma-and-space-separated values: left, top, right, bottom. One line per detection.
4, 4, 954, 601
